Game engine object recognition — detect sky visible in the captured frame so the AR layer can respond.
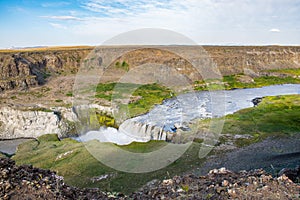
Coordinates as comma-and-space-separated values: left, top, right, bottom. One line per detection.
0, 0, 300, 48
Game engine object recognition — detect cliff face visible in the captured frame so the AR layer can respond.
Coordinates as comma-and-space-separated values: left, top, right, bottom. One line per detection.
0, 106, 77, 139
0, 48, 91, 92
205, 46, 300, 75
0, 46, 300, 92
0, 104, 115, 139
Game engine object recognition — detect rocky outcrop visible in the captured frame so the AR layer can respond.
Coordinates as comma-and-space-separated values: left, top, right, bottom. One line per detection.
0, 48, 91, 92
0, 157, 116, 199
205, 46, 300, 76
251, 97, 263, 106
0, 106, 76, 139
1, 46, 300, 92
1, 157, 299, 199
119, 120, 175, 142
130, 168, 300, 199
0, 104, 115, 139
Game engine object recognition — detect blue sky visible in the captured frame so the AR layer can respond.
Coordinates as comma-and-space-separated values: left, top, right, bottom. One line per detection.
0, 0, 300, 48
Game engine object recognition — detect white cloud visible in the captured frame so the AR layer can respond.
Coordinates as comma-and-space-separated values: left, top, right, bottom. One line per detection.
41, 2, 71, 8
43, 0, 300, 45
49, 23, 67, 29
269, 28, 281, 33
81, 0, 180, 16
41, 15, 83, 21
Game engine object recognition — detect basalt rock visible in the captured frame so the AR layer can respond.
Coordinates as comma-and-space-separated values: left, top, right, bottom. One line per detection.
0, 104, 112, 139
0, 157, 117, 199
0, 48, 91, 92
251, 97, 263, 106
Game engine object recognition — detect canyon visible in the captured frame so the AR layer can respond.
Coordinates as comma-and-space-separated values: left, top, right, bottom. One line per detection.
0, 46, 300, 140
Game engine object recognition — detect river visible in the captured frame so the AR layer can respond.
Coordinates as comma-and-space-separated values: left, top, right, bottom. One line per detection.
77, 84, 300, 145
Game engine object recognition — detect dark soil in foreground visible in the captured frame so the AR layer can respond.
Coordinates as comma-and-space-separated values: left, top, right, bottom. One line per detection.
1, 157, 299, 199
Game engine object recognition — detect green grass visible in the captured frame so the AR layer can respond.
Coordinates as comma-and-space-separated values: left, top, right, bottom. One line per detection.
76, 109, 118, 130
119, 140, 167, 153
195, 94, 300, 147
266, 68, 300, 76
126, 83, 173, 117
13, 135, 203, 194
115, 61, 129, 71
95, 83, 117, 100
194, 74, 300, 91
66, 92, 73, 97
95, 83, 173, 118
0, 153, 7, 158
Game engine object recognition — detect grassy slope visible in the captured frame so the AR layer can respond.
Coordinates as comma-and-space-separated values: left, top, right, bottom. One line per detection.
12, 94, 300, 194
223, 95, 300, 146
194, 69, 300, 91
195, 94, 300, 147
13, 135, 203, 194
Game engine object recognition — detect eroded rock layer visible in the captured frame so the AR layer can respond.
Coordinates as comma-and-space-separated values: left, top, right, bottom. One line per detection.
1, 46, 300, 92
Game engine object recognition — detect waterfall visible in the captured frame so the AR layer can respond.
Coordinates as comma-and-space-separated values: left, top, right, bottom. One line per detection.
77, 119, 174, 145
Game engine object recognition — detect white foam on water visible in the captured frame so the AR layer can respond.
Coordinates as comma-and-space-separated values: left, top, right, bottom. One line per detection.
76, 127, 147, 145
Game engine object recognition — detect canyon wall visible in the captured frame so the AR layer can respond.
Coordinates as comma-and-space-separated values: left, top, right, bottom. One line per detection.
1, 46, 300, 92
0, 47, 91, 92
0, 106, 76, 139
0, 104, 114, 139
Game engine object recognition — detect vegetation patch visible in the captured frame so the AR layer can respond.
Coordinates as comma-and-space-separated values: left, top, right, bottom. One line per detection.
94, 111, 117, 128
66, 92, 73, 97
115, 61, 129, 71
194, 74, 300, 91
265, 68, 300, 76
95, 83, 173, 118
118, 140, 167, 153
76, 108, 118, 131
194, 94, 300, 147
13, 135, 204, 194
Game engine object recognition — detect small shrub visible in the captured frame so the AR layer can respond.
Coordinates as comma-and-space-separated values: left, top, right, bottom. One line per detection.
66, 92, 73, 97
